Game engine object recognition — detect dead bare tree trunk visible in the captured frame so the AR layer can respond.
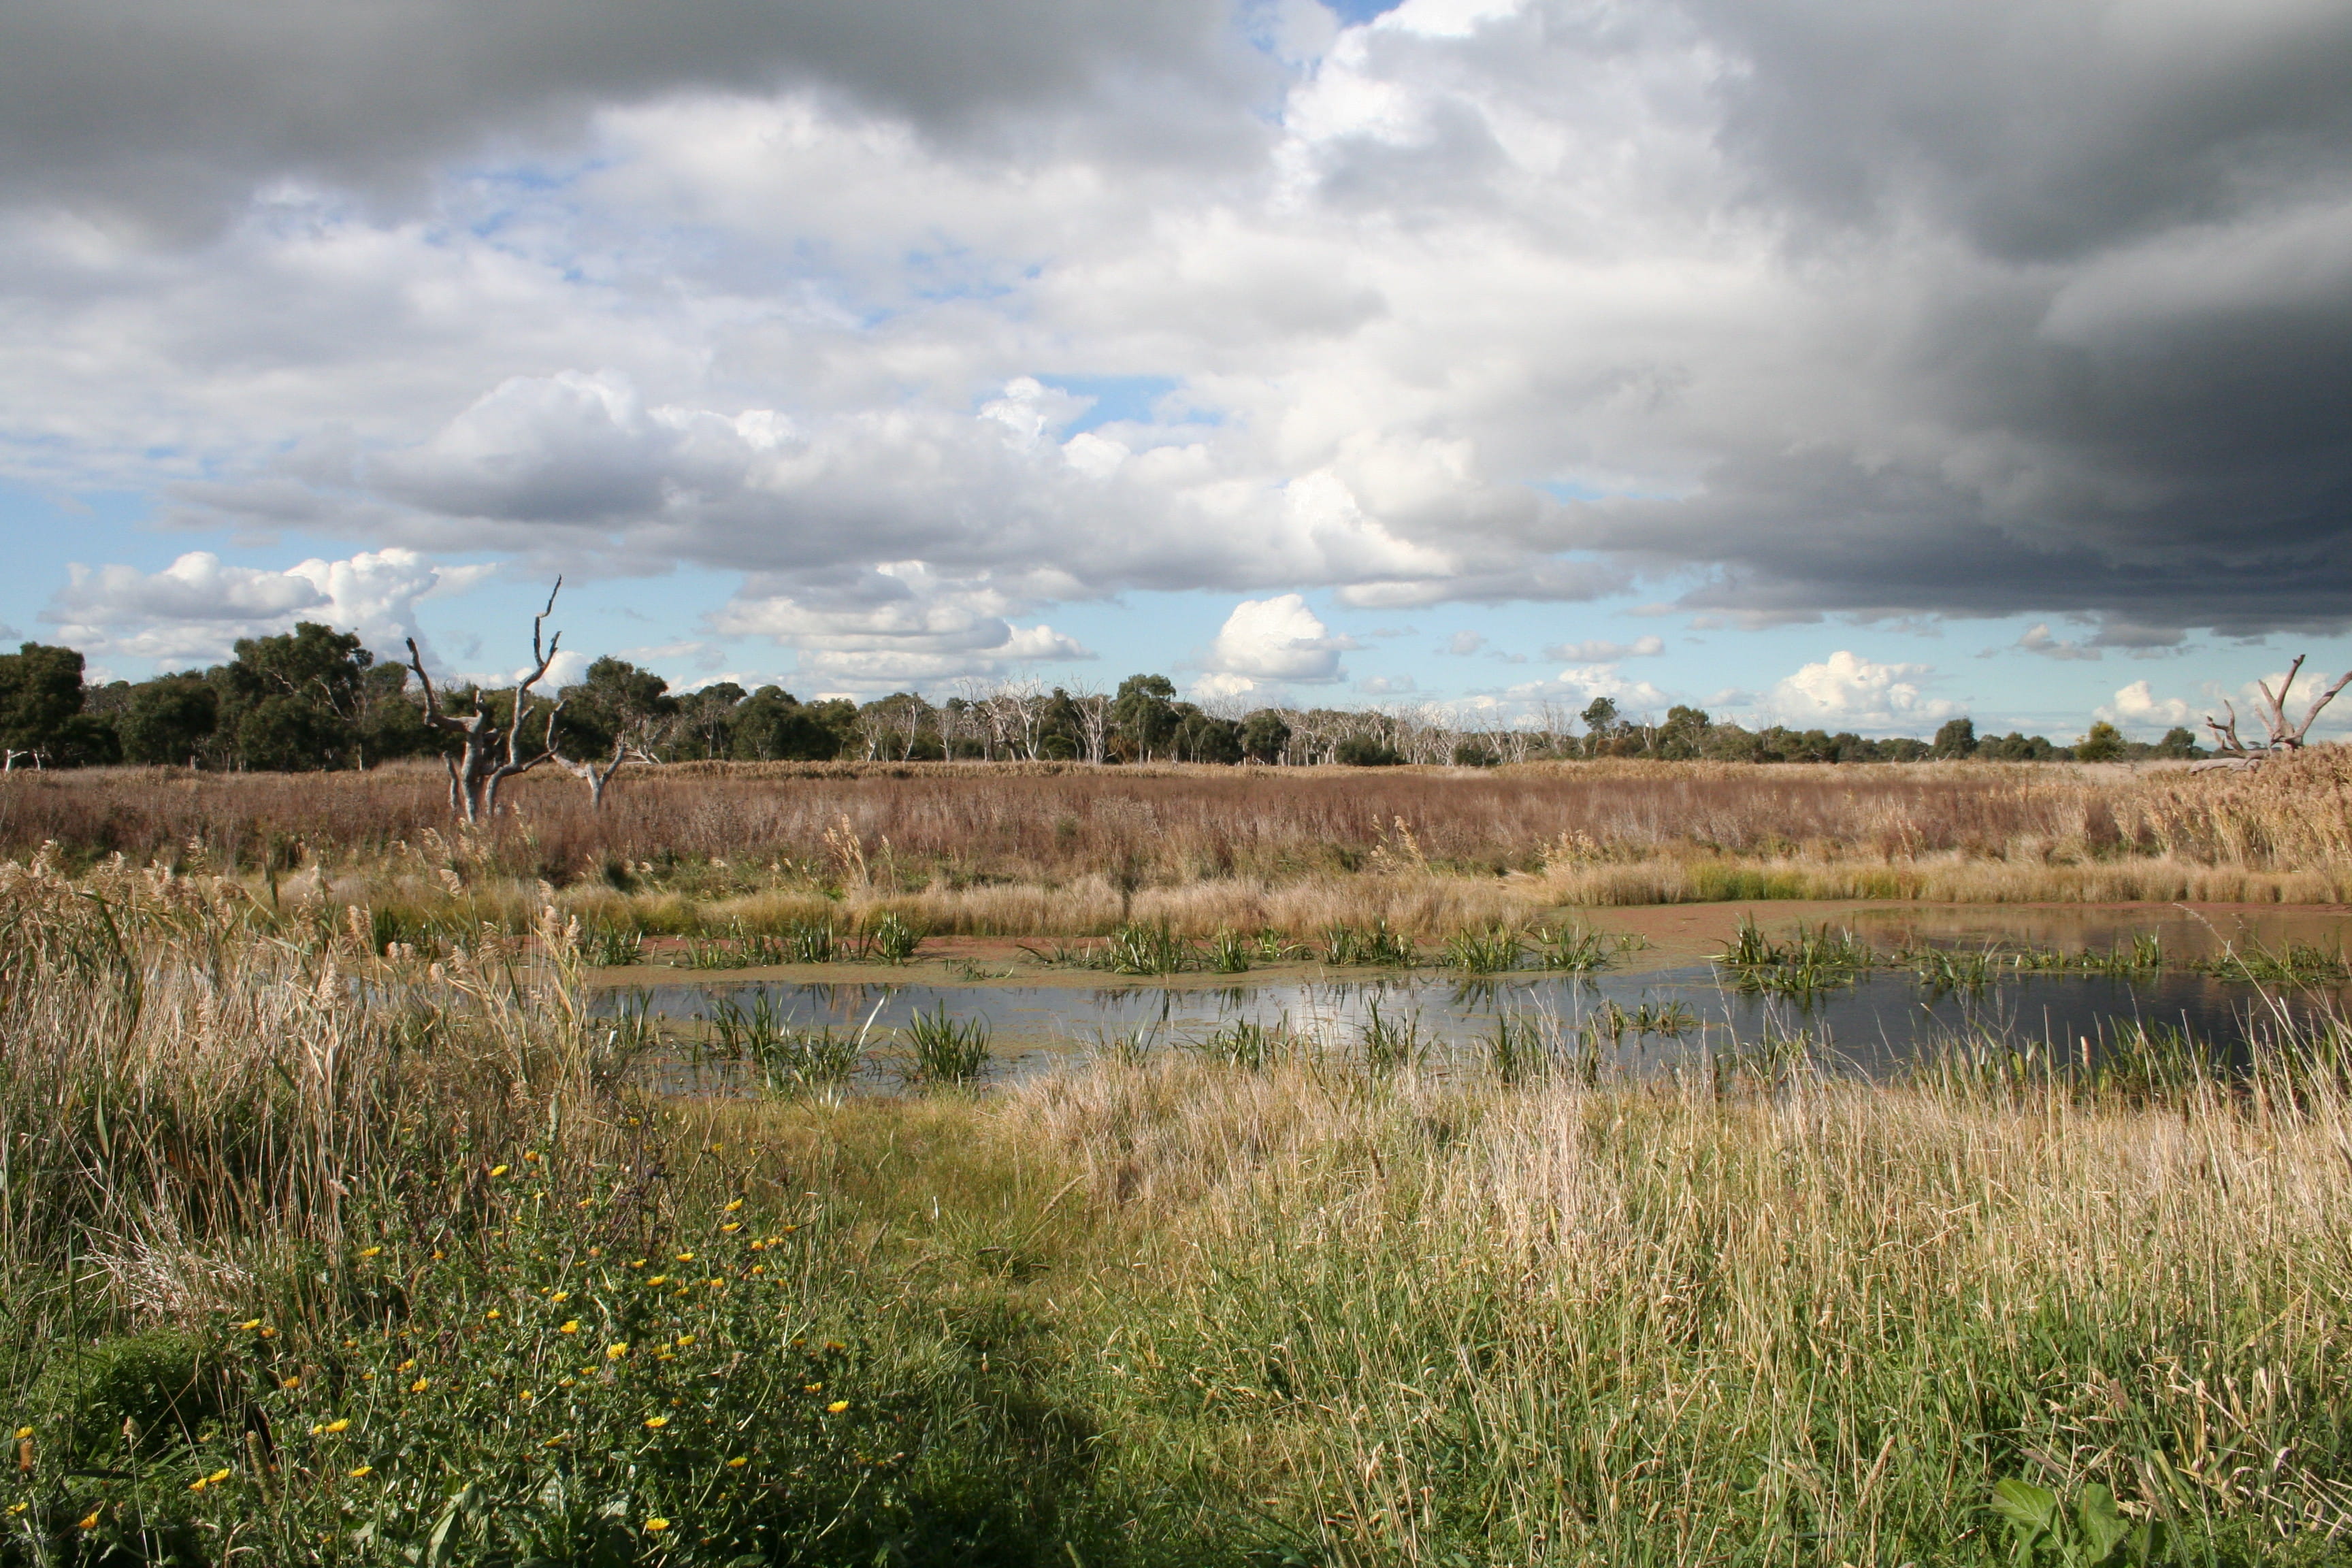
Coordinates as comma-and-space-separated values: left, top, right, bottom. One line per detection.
2201, 654, 2352, 770
406, 581, 566, 824
549, 730, 653, 809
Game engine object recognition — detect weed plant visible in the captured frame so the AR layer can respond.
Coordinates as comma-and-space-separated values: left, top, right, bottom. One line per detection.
1318, 918, 1414, 967
1443, 924, 1524, 974
896, 1005, 992, 1089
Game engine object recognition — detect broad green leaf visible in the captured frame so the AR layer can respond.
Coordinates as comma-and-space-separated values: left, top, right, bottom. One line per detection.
1991, 1477, 2059, 1536
2077, 1483, 2129, 1561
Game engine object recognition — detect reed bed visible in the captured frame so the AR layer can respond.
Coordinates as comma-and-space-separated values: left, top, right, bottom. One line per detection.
7, 753, 2351, 943
11, 857, 2352, 1563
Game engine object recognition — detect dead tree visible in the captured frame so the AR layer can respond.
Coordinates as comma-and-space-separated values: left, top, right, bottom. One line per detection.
406, 581, 566, 823
2198, 654, 2352, 771
547, 728, 654, 810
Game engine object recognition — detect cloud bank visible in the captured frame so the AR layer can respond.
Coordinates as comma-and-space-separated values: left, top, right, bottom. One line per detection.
5, 0, 2351, 685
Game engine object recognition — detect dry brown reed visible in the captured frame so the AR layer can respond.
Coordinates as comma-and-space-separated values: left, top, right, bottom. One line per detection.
0, 849, 623, 1309
4, 753, 2347, 941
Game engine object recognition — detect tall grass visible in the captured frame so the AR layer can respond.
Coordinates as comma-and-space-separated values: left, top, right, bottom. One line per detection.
12, 852, 2352, 1564
10, 754, 2352, 945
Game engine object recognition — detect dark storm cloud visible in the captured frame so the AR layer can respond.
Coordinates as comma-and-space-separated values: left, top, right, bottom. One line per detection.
1590, 0, 2352, 634
0, 0, 1256, 226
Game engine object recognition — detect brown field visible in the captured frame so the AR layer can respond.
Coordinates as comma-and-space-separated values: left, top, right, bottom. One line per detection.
2, 750, 2348, 936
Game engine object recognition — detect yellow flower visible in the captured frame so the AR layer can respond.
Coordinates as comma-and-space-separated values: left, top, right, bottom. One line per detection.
550, 1291, 569, 1303
359, 1246, 382, 1258
673, 1334, 694, 1347
6, 1502, 27, 1515
747, 1241, 764, 1252
490, 1164, 509, 1177
348, 1465, 372, 1479
726, 1456, 748, 1469
207, 1469, 231, 1485
519, 1390, 534, 1402
524, 1151, 542, 1162
644, 1518, 670, 1533
77, 1511, 101, 1530
280, 1375, 301, 1389
259, 1327, 278, 1339
719, 1222, 742, 1233
395, 1359, 416, 1373
485, 1310, 501, 1320
724, 1198, 743, 1211
826, 1400, 849, 1414
189, 1479, 207, 1493
13, 1426, 30, 1439
409, 1378, 431, 1392
606, 1343, 630, 1360
588, 1247, 603, 1257
325, 1418, 350, 1433
235, 1319, 262, 1330
643, 1416, 670, 1429
559, 1320, 581, 1334
802, 1383, 821, 1393
674, 1252, 695, 1262
824, 1341, 845, 1352
750, 1266, 766, 1276
576, 1198, 595, 1209
646, 1275, 668, 1286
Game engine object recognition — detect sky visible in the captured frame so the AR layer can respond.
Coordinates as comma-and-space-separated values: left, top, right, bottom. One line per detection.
3, 0, 2351, 740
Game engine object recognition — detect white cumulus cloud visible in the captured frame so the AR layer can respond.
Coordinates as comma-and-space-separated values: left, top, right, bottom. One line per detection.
1203, 593, 1350, 683
47, 548, 487, 666
1764, 651, 1957, 734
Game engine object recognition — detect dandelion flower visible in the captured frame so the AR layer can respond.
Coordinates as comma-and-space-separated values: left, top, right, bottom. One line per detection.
726, 1456, 748, 1469
647, 1275, 668, 1286
551, 1291, 569, 1303
827, 1401, 849, 1414
643, 1416, 670, 1429
14, 1426, 31, 1439
490, 1164, 509, 1177
644, 1518, 670, 1533
748, 1241, 764, 1252
720, 1222, 742, 1233
348, 1466, 372, 1479
208, 1469, 231, 1485
409, 1378, 431, 1393
325, 1419, 350, 1433
674, 1334, 694, 1347
606, 1343, 630, 1360
235, 1320, 262, 1331
78, 1511, 101, 1529
359, 1247, 382, 1258
559, 1320, 581, 1335
674, 1252, 695, 1262
725, 1198, 743, 1211
280, 1375, 300, 1389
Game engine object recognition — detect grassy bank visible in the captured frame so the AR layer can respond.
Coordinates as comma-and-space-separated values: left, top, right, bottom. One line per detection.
8, 858, 2352, 1563
3, 753, 2349, 945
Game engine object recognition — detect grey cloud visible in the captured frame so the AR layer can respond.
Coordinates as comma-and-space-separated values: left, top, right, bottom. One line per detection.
0, 0, 1259, 229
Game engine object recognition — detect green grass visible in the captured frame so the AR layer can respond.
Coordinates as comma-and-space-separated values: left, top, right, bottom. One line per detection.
11, 857, 2352, 1565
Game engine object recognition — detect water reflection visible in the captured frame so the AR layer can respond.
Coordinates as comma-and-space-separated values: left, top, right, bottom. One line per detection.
606, 960, 2347, 1097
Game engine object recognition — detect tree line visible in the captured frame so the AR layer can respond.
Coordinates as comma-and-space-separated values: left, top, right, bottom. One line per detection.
0, 627, 2203, 774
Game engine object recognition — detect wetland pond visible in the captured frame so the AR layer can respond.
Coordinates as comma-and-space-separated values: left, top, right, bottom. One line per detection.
593, 902, 2352, 1094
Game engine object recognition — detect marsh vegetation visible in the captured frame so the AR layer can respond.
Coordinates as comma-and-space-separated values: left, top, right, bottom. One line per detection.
8, 848, 2352, 1565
